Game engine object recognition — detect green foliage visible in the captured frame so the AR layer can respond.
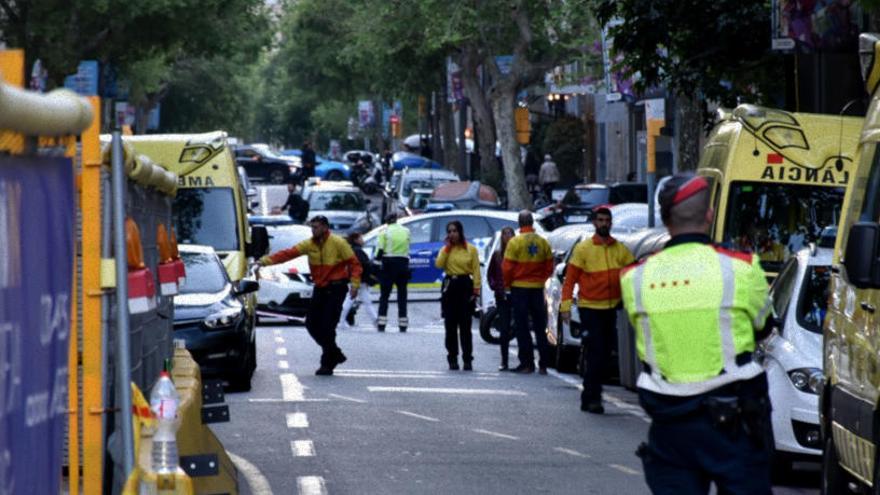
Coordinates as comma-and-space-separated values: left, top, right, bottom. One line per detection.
542, 116, 586, 184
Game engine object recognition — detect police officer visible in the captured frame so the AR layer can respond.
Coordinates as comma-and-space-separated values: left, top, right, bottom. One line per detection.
620, 174, 773, 494
560, 207, 634, 413
259, 215, 362, 375
502, 210, 554, 374
376, 213, 411, 332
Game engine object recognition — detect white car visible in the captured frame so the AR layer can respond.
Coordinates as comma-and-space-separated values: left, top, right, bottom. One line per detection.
255, 224, 314, 322
759, 246, 831, 472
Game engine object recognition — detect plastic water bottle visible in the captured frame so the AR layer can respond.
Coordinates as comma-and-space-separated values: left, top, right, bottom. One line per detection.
149, 371, 180, 474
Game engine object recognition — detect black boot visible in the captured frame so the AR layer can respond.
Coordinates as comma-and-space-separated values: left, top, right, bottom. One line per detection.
463, 360, 473, 371
448, 356, 459, 370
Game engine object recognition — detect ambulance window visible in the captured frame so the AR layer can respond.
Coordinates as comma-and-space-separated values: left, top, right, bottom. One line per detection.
859, 145, 880, 221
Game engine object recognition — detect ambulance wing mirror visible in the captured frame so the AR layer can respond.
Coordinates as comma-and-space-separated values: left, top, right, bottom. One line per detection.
843, 222, 880, 289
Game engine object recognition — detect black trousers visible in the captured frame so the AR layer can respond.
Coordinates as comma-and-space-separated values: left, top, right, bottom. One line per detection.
512, 287, 549, 368
495, 296, 513, 366
441, 277, 474, 361
578, 307, 617, 404
378, 258, 409, 324
306, 284, 348, 367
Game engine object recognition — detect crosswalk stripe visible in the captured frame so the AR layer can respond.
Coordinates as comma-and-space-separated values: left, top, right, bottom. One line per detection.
287, 412, 309, 428
291, 440, 315, 457
367, 386, 526, 396
297, 476, 327, 495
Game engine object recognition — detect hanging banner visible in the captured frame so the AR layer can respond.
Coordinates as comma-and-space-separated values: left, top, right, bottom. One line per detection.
0, 156, 74, 495
358, 101, 375, 128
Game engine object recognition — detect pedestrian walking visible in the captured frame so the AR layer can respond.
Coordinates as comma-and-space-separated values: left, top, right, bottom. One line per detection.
281, 180, 309, 223
538, 154, 560, 201
487, 227, 516, 371
435, 220, 481, 371
258, 215, 362, 376
502, 211, 554, 374
340, 232, 378, 330
560, 207, 634, 413
301, 140, 316, 179
620, 174, 773, 494
376, 213, 411, 332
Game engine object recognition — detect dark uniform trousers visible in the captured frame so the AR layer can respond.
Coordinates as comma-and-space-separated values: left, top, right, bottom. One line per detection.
495, 296, 514, 367
379, 257, 409, 324
637, 374, 774, 495
441, 276, 474, 362
511, 287, 549, 368
306, 283, 348, 367
578, 307, 617, 405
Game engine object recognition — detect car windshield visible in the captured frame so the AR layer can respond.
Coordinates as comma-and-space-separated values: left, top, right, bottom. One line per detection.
722, 182, 845, 272
180, 252, 227, 294
404, 178, 453, 197
576, 188, 609, 205
797, 266, 831, 334
308, 191, 364, 211
173, 188, 240, 251
411, 192, 432, 209
268, 227, 312, 253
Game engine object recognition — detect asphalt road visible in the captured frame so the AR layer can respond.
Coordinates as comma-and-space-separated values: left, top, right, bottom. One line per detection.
212, 299, 820, 495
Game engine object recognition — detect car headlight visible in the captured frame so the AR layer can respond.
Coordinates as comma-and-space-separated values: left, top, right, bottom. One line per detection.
788, 368, 823, 395
205, 307, 244, 329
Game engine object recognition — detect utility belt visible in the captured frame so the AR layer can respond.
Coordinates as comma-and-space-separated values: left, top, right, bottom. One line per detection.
702, 394, 771, 449
442, 274, 472, 291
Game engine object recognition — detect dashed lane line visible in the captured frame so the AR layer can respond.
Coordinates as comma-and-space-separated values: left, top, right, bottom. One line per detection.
395, 410, 440, 422
276, 347, 288, 356
341, 368, 498, 376
281, 373, 305, 401
473, 428, 520, 440
273, 329, 281, 336
227, 451, 273, 495
297, 476, 327, 495
367, 386, 527, 396
334, 372, 447, 379
275, 336, 285, 344
287, 412, 309, 428
291, 440, 316, 457
554, 447, 591, 458
609, 463, 642, 476
327, 393, 368, 403
278, 360, 289, 369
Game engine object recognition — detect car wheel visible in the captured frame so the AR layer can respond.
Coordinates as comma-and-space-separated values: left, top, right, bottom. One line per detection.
326, 170, 343, 181
228, 339, 256, 392
821, 431, 852, 494
269, 168, 286, 184
479, 307, 501, 345
554, 320, 579, 373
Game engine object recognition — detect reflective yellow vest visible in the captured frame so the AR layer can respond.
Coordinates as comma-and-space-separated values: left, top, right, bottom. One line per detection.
378, 223, 411, 258
620, 239, 770, 396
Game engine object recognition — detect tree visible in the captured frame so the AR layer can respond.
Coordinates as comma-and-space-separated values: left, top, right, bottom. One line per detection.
592, 0, 779, 170
420, 0, 599, 210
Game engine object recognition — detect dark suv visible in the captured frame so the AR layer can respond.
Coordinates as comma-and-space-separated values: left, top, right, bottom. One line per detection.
233, 144, 300, 184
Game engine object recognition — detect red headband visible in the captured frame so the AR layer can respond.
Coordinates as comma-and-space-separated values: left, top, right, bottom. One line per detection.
672, 176, 709, 205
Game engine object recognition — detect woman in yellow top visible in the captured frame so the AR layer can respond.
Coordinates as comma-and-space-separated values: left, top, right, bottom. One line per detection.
435, 220, 481, 370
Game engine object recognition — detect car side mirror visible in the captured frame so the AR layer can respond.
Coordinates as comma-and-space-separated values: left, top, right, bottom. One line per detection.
247, 225, 270, 257
843, 221, 880, 289
235, 280, 260, 295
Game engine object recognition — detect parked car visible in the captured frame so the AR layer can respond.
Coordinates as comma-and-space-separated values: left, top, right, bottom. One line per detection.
404, 187, 434, 216
393, 168, 460, 214
173, 245, 259, 390
234, 144, 300, 184
427, 181, 501, 210
391, 151, 443, 171
248, 214, 297, 227
304, 182, 380, 234
363, 210, 543, 289
237, 166, 258, 209
758, 246, 831, 474
255, 225, 314, 323
280, 149, 352, 181
537, 182, 648, 229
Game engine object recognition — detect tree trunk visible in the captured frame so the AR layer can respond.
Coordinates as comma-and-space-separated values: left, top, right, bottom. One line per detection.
459, 61, 496, 181
676, 93, 702, 171
491, 87, 530, 211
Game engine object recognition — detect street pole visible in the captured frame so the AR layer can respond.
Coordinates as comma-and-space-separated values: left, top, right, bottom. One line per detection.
458, 98, 468, 179
111, 131, 136, 478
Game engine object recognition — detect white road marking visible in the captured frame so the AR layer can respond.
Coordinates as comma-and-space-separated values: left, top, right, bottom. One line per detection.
228, 451, 273, 495
276, 347, 288, 356
554, 447, 590, 458
297, 476, 327, 495
328, 393, 368, 403
287, 412, 309, 428
275, 336, 285, 344
281, 373, 305, 401
334, 372, 446, 379
546, 369, 650, 423
278, 360, 289, 369
368, 386, 526, 396
248, 398, 329, 403
273, 329, 281, 336
473, 428, 519, 440
395, 410, 439, 422
291, 440, 315, 457
609, 464, 642, 476
342, 368, 498, 377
